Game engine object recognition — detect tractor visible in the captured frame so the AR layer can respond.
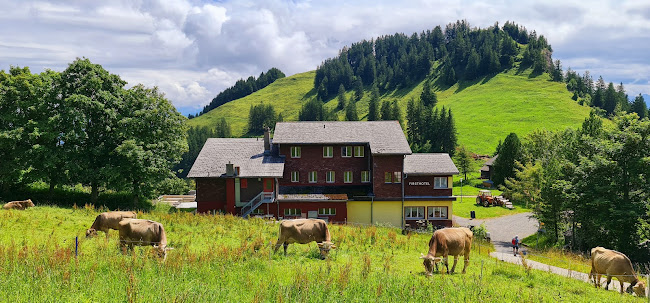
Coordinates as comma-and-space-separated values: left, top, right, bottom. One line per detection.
476, 190, 496, 207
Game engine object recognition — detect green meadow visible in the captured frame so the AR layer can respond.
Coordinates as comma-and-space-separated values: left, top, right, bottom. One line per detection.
0, 205, 643, 302
188, 68, 592, 155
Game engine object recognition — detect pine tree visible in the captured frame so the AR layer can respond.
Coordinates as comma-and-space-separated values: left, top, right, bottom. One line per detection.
492, 132, 522, 186
454, 145, 473, 180
353, 78, 364, 101
465, 49, 480, 80
345, 96, 358, 121
631, 94, 647, 119
367, 86, 380, 121
380, 101, 391, 120
337, 84, 346, 110
603, 82, 617, 115
420, 80, 437, 107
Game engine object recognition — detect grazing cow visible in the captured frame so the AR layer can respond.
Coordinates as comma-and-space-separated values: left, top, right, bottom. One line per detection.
420, 227, 473, 275
589, 247, 646, 297
86, 211, 137, 239
2, 199, 35, 210
274, 219, 336, 259
118, 219, 172, 259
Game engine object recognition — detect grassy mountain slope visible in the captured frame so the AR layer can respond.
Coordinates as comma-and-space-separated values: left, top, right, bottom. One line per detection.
188, 68, 592, 154
188, 71, 316, 136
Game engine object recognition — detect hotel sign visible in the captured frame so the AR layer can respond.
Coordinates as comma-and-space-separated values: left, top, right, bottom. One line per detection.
408, 181, 430, 186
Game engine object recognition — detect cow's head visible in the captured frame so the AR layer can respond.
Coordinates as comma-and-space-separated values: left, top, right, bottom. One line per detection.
85, 228, 98, 238
317, 242, 336, 259
420, 253, 442, 276
153, 245, 174, 260
24, 199, 34, 207
631, 280, 646, 297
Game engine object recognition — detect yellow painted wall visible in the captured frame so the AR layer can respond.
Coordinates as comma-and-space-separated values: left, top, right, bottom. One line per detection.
372, 202, 402, 227
347, 200, 454, 228
347, 202, 371, 225
448, 176, 453, 188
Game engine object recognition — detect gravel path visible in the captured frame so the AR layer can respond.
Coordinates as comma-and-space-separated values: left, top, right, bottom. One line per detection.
454, 212, 538, 253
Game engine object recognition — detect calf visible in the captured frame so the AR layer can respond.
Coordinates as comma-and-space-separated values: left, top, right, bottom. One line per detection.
420, 227, 473, 275
86, 211, 137, 239
118, 219, 172, 259
2, 199, 35, 210
274, 219, 336, 259
589, 247, 646, 297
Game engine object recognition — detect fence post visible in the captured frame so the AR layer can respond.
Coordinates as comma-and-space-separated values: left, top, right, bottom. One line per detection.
75, 236, 78, 258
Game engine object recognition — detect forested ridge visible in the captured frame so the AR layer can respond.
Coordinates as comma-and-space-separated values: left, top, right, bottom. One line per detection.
192, 67, 285, 118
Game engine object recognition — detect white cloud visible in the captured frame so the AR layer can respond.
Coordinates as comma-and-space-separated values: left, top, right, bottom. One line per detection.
0, 0, 648, 114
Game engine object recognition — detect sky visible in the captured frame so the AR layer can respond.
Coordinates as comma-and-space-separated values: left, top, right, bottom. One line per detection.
1, 0, 649, 116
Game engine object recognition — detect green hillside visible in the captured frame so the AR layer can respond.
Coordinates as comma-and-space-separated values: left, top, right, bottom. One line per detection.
188, 68, 592, 155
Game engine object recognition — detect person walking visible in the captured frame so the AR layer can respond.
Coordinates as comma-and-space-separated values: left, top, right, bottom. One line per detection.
512, 235, 519, 256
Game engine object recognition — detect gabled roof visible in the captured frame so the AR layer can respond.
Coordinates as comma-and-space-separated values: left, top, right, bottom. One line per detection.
403, 153, 459, 175
272, 121, 412, 155
187, 138, 284, 178
484, 155, 498, 166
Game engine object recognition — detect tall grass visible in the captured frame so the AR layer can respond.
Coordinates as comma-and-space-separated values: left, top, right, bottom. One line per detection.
0, 206, 644, 302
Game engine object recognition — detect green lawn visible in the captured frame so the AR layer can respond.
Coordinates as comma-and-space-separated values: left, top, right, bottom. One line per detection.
189, 67, 592, 155
2, 205, 640, 302
452, 168, 502, 196
453, 201, 530, 219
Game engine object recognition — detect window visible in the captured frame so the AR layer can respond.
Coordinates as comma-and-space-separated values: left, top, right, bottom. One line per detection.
342, 146, 352, 157
326, 171, 335, 183
393, 172, 402, 183
434, 177, 448, 189
291, 171, 299, 183
318, 208, 336, 215
344, 171, 352, 183
405, 206, 425, 219
284, 208, 301, 216
361, 171, 370, 183
251, 208, 264, 215
323, 146, 333, 158
240, 179, 248, 188
428, 206, 448, 219
384, 172, 392, 183
309, 171, 318, 183
354, 146, 364, 157
234, 166, 240, 175
290, 146, 301, 158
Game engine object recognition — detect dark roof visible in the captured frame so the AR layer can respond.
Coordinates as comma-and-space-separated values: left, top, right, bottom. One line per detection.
484, 155, 498, 166
187, 138, 284, 178
272, 121, 412, 155
403, 153, 459, 175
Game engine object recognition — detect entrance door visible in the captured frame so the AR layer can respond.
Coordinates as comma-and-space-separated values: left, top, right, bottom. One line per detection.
263, 178, 274, 192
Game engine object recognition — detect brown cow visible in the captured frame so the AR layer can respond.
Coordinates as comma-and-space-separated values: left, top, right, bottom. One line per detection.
274, 219, 336, 259
86, 211, 137, 239
2, 199, 35, 210
118, 219, 172, 259
589, 247, 646, 297
420, 227, 473, 275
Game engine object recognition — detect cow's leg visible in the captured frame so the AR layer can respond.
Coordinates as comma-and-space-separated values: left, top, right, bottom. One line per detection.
462, 254, 469, 274
443, 255, 450, 273
619, 280, 624, 294
605, 276, 612, 290
283, 243, 288, 255
596, 274, 602, 288
450, 255, 458, 274
274, 240, 283, 254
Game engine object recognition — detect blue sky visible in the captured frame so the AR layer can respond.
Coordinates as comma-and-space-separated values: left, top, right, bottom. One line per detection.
1, 0, 648, 116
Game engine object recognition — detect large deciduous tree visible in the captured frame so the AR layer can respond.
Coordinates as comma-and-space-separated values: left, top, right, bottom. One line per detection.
113, 85, 188, 205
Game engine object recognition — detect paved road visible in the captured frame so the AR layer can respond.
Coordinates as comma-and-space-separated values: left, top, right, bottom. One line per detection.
454, 212, 538, 253
490, 251, 648, 296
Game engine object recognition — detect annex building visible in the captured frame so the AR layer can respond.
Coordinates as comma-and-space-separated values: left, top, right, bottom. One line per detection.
188, 121, 458, 228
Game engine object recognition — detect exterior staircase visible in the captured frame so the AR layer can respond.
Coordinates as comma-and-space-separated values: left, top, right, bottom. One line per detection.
241, 191, 274, 218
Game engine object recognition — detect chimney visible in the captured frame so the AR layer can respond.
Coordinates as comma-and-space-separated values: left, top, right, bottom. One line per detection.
226, 163, 234, 177
263, 126, 271, 155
